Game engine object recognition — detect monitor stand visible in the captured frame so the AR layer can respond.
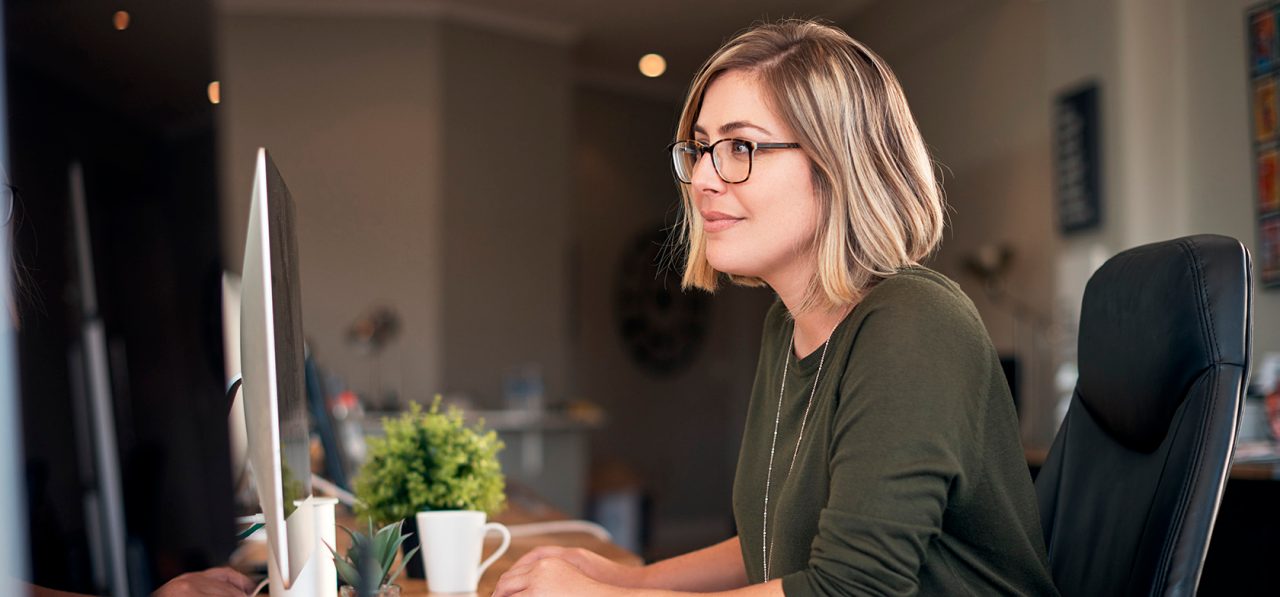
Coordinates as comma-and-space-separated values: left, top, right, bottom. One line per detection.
267, 496, 339, 597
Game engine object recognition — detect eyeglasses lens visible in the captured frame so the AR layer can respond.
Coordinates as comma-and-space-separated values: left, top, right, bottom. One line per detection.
671, 142, 699, 183
713, 140, 750, 183
671, 140, 753, 184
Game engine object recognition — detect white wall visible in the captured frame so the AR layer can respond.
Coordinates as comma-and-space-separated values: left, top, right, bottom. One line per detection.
437, 23, 574, 404
218, 8, 579, 408
218, 14, 445, 403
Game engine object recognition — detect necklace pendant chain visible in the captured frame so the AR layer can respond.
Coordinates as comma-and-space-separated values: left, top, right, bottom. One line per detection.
761, 321, 834, 582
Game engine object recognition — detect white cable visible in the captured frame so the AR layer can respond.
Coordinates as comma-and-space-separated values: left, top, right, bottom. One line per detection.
507, 520, 612, 541
312, 474, 359, 507
249, 578, 269, 597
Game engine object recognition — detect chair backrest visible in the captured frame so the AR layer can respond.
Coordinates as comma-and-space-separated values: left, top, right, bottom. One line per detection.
1035, 234, 1252, 597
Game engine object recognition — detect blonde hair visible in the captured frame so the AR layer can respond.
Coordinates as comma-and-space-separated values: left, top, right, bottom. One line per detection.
674, 19, 945, 312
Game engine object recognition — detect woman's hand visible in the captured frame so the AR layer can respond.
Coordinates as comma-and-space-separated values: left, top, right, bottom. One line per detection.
491, 555, 623, 597
151, 567, 256, 596
506, 545, 646, 587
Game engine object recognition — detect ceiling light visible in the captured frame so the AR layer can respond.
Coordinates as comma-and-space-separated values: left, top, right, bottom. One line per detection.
638, 53, 666, 78
207, 81, 221, 105
113, 10, 130, 31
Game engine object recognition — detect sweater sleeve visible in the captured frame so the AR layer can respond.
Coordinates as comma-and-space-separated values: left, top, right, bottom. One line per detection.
781, 278, 991, 596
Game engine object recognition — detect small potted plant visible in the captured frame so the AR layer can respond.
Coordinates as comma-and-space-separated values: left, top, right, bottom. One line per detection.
354, 396, 506, 579
328, 519, 418, 597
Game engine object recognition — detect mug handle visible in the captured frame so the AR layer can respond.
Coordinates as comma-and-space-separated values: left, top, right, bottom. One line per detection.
476, 522, 512, 579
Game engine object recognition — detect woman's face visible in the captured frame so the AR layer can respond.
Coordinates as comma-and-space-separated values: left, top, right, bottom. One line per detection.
691, 70, 820, 292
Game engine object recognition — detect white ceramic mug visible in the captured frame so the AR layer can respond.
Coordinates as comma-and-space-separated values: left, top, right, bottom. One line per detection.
415, 510, 511, 593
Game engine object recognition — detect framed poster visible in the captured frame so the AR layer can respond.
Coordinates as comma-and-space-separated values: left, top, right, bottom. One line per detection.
1249, 3, 1280, 287
1053, 82, 1102, 234
1253, 78, 1278, 142
1251, 7, 1279, 72
1258, 150, 1279, 212
1262, 215, 1280, 284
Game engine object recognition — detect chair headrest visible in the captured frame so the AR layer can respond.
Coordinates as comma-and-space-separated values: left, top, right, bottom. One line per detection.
1076, 235, 1250, 453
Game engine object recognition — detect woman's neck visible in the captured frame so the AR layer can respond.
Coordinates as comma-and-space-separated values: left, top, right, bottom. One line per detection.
772, 279, 851, 358
766, 258, 854, 358
787, 301, 852, 359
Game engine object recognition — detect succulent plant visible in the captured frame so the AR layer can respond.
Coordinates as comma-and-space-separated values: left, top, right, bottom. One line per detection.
327, 519, 419, 589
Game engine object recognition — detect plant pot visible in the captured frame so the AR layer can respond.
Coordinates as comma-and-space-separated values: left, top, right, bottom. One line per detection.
339, 584, 401, 597
400, 517, 426, 579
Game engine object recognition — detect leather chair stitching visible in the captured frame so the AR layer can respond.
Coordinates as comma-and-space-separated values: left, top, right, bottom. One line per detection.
1169, 241, 1212, 374
1145, 240, 1215, 594
1157, 367, 1216, 596
1163, 241, 1211, 588
1125, 373, 1203, 595
1043, 400, 1073, 553
1173, 240, 1208, 367
1185, 238, 1220, 364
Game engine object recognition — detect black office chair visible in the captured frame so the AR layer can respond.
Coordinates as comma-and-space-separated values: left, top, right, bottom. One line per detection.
1035, 234, 1253, 597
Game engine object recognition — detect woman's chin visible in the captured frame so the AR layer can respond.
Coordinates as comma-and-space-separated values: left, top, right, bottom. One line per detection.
706, 258, 756, 280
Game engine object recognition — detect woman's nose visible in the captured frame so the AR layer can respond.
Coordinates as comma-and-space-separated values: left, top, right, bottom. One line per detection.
690, 151, 724, 195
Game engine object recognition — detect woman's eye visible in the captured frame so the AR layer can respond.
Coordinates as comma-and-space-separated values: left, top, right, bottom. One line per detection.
730, 140, 751, 155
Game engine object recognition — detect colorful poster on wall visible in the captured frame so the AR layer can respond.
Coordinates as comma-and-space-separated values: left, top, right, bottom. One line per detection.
1252, 8, 1279, 71
1258, 150, 1279, 212
1254, 79, 1278, 142
1249, 3, 1280, 287
1261, 216, 1280, 283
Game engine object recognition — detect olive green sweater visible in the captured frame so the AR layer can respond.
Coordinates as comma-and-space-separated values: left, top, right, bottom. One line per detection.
732, 268, 1058, 596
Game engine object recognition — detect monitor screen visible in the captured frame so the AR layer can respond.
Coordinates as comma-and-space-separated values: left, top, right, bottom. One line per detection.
240, 148, 312, 587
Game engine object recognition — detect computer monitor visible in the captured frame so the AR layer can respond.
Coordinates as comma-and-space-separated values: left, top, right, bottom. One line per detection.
240, 148, 313, 588
0, 28, 28, 589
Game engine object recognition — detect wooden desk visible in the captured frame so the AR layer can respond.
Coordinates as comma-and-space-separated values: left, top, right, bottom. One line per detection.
233, 500, 641, 596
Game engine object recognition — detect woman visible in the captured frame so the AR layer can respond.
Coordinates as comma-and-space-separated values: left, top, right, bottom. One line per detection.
494, 19, 1057, 596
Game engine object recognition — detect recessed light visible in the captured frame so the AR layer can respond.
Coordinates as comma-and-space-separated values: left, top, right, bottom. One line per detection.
639, 53, 666, 78
207, 81, 221, 105
113, 11, 130, 31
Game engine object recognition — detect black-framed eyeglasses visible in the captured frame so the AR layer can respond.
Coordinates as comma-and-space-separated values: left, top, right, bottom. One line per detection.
666, 138, 802, 184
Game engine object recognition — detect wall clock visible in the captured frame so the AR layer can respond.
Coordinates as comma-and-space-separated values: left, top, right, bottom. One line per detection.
615, 229, 708, 375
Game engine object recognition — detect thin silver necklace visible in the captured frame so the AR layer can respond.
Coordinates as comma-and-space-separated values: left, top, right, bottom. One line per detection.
761, 321, 833, 582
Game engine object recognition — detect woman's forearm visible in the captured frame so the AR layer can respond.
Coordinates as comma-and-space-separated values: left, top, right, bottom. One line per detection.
636, 535, 749, 592
28, 586, 90, 597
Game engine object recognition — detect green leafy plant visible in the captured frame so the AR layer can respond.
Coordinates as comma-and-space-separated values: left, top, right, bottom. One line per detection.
355, 396, 506, 525
326, 519, 418, 589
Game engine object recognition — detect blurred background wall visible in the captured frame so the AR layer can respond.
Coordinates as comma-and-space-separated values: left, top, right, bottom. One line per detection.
218, 11, 448, 411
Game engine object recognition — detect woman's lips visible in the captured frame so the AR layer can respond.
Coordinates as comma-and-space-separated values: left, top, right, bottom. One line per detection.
702, 211, 743, 233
